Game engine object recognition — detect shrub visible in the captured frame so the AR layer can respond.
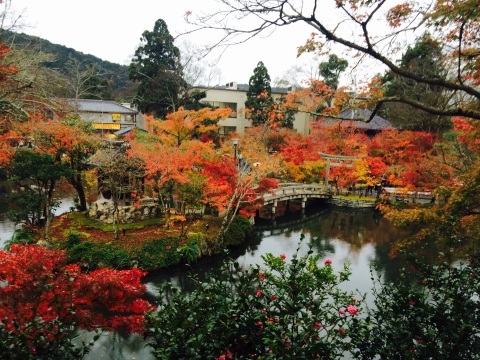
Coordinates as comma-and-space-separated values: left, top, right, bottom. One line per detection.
357, 253, 480, 359
224, 215, 253, 247
67, 242, 132, 270
0, 316, 98, 360
4, 227, 36, 249
136, 237, 181, 270
65, 231, 81, 249
144, 235, 366, 359
177, 235, 202, 264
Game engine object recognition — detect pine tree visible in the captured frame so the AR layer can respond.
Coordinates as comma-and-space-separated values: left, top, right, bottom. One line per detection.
319, 54, 348, 91
245, 61, 274, 126
128, 19, 186, 118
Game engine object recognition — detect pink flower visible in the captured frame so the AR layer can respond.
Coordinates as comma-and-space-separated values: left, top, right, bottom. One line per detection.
324, 258, 332, 266
256, 289, 262, 297
339, 308, 346, 315
259, 270, 266, 281
347, 304, 358, 316
280, 254, 286, 261
314, 322, 322, 329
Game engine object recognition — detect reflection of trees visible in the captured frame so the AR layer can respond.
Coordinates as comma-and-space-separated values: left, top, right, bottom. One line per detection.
146, 208, 410, 295
307, 208, 411, 284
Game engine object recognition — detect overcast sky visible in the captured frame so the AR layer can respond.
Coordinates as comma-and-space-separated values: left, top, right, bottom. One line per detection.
5, 0, 328, 86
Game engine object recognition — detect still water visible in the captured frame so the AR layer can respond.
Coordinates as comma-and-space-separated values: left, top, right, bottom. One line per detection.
84, 204, 408, 360
0, 190, 407, 359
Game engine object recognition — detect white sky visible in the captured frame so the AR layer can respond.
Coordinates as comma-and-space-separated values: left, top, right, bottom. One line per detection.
5, 0, 328, 86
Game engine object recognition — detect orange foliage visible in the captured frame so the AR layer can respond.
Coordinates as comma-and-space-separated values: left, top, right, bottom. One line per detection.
149, 106, 231, 146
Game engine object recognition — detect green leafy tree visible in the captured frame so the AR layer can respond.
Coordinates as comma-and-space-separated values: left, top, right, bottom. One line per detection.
245, 61, 275, 127
8, 150, 70, 239
319, 54, 348, 91
128, 19, 186, 118
382, 34, 450, 133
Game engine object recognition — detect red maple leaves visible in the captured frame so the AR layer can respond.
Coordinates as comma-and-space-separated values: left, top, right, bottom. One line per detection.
0, 245, 153, 337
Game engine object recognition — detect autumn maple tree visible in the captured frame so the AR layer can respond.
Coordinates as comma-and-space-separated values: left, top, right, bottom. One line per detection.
10, 115, 100, 210
207, 131, 280, 248
0, 244, 152, 357
187, 0, 480, 122
150, 106, 232, 146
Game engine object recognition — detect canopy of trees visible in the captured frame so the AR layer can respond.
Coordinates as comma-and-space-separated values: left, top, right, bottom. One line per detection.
187, 0, 480, 121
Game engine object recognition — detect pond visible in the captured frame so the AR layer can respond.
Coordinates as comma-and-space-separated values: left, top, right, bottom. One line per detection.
83, 203, 408, 360
0, 189, 407, 359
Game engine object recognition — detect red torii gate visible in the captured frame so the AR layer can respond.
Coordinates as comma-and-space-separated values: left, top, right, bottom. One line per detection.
318, 152, 361, 186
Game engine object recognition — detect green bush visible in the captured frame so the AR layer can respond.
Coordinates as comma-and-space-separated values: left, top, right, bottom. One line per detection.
67, 242, 132, 270
136, 237, 181, 270
144, 237, 480, 359
357, 253, 480, 359
224, 215, 253, 247
65, 231, 81, 249
4, 227, 35, 249
144, 235, 366, 359
0, 315, 98, 360
177, 234, 202, 264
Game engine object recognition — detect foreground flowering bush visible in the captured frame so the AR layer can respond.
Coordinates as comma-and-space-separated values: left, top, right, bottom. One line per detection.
358, 252, 480, 359
144, 235, 366, 359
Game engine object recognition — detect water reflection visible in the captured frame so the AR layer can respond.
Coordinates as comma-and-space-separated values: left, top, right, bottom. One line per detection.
0, 181, 77, 248
145, 205, 408, 299
0, 193, 408, 359
81, 331, 153, 360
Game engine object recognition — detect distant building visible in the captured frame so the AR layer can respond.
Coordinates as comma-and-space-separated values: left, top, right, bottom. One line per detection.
321, 108, 394, 135
193, 82, 311, 135
56, 99, 148, 137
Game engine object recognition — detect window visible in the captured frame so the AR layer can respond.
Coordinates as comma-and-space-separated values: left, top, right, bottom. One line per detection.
206, 101, 237, 117
219, 126, 237, 135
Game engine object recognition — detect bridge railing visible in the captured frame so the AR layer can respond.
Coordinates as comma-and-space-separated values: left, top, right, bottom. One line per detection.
263, 183, 332, 201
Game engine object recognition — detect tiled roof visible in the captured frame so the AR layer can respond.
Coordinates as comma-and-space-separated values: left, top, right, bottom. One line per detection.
66, 99, 138, 114
323, 108, 394, 131
209, 83, 291, 94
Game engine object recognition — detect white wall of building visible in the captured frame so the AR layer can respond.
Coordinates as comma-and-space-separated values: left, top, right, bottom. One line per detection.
197, 85, 311, 135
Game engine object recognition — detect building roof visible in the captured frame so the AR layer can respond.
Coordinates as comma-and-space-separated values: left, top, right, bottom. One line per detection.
66, 99, 138, 114
199, 82, 293, 95
114, 126, 133, 136
323, 108, 394, 131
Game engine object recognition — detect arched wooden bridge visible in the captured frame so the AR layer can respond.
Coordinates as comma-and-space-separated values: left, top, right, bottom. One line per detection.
262, 183, 332, 216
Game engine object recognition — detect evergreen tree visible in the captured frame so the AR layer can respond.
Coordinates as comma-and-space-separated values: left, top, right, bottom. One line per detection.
128, 19, 186, 118
381, 34, 450, 133
319, 54, 348, 91
245, 61, 274, 126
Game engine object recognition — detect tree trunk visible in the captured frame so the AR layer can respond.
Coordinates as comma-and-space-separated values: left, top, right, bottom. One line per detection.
70, 173, 87, 211
77, 185, 87, 211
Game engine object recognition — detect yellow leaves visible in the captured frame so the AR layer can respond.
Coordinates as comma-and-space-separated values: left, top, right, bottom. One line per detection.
385, 208, 438, 229
153, 107, 231, 146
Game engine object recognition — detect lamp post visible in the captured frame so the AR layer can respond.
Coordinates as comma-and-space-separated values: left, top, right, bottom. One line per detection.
232, 138, 239, 167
